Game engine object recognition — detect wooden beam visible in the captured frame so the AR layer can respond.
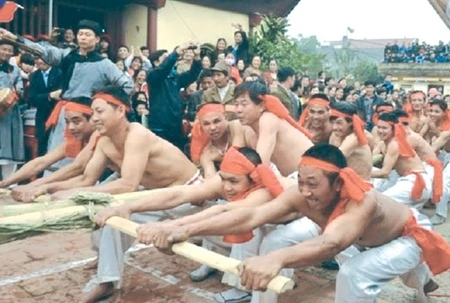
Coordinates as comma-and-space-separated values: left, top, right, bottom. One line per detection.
148, 7, 158, 51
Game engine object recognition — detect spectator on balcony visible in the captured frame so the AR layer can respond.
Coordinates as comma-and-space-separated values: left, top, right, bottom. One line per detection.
436, 52, 447, 63
391, 40, 399, 53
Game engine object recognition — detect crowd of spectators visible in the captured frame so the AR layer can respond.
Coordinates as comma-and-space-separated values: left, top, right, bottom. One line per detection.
8, 24, 450, 161
384, 40, 450, 63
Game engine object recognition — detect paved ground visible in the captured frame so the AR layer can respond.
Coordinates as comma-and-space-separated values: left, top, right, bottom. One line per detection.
0, 195, 449, 303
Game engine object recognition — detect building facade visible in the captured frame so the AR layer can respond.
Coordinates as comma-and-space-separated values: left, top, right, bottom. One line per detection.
3, 0, 299, 54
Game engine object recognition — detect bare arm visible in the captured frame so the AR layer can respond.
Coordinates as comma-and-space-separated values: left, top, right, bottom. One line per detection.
0, 143, 65, 187
338, 134, 359, 158
46, 143, 109, 193
371, 141, 399, 178
73, 129, 152, 194
29, 134, 98, 187
171, 186, 275, 227
250, 195, 377, 270
184, 185, 300, 237
199, 149, 220, 179
94, 176, 222, 226
431, 130, 450, 153
256, 114, 278, 165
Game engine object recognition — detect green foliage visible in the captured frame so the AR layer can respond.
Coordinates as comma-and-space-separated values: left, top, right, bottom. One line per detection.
249, 15, 325, 76
353, 60, 383, 84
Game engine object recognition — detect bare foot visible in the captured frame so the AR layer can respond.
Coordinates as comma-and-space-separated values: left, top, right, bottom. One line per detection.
78, 282, 115, 303
424, 279, 439, 294
83, 259, 98, 270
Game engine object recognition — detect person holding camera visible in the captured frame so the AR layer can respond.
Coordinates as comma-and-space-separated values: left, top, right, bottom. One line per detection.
147, 42, 202, 152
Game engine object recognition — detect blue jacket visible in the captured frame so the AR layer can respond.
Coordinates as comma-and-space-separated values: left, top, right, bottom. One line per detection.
356, 95, 385, 131
147, 52, 202, 134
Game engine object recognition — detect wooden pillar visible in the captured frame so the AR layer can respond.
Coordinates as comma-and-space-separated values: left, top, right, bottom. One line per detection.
147, 8, 157, 51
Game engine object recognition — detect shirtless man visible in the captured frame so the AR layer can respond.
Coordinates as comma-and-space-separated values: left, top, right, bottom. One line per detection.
370, 102, 394, 145
403, 90, 427, 134
82, 147, 295, 303
329, 102, 373, 180
420, 100, 450, 224
298, 93, 332, 144
234, 81, 313, 178
371, 112, 432, 207
0, 103, 95, 190
191, 103, 247, 178
395, 110, 443, 207
423, 100, 450, 155
9, 132, 99, 202
150, 144, 448, 303
45, 86, 201, 199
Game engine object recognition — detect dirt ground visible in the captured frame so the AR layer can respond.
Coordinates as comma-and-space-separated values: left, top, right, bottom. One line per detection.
0, 195, 449, 303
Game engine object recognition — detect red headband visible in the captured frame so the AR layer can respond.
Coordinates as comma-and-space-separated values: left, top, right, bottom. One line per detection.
93, 93, 130, 112
220, 147, 284, 197
259, 95, 312, 139
197, 103, 225, 118
299, 156, 371, 203
330, 109, 368, 146
384, 121, 415, 158
65, 102, 93, 115
190, 104, 227, 162
221, 147, 284, 244
298, 97, 330, 126
372, 106, 394, 124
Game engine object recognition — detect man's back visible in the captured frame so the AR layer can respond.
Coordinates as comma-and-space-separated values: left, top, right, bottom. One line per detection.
259, 112, 313, 177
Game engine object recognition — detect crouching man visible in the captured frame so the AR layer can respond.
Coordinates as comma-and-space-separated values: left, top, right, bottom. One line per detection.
150, 144, 449, 303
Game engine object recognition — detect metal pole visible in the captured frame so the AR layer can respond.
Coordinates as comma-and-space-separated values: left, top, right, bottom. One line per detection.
48, 0, 53, 35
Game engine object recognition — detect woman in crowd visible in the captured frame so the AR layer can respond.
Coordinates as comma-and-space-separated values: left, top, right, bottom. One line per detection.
133, 69, 149, 98
201, 55, 212, 69
224, 52, 242, 85
99, 35, 112, 59
128, 56, 143, 77
210, 38, 227, 64
132, 91, 150, 127
236, 59, 246, 78
263, 58, 278, 86
243, 55, 262, 78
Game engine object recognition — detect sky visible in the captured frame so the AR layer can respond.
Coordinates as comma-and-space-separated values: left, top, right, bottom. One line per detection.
287, 0, 450, 44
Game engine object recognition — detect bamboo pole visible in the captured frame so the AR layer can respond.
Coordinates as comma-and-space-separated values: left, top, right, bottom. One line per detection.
106, 216, 295, 294
0, 188, 168, 217
0, 201, 124, 225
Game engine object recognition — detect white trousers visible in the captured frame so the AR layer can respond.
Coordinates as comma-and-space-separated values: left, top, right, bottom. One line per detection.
435, 161, 450, 219
251, 217, 321, 303
0, 163, 17, 180
383, 171, 432, 208
84, 202, 213, 293
335, 209, 432, 303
